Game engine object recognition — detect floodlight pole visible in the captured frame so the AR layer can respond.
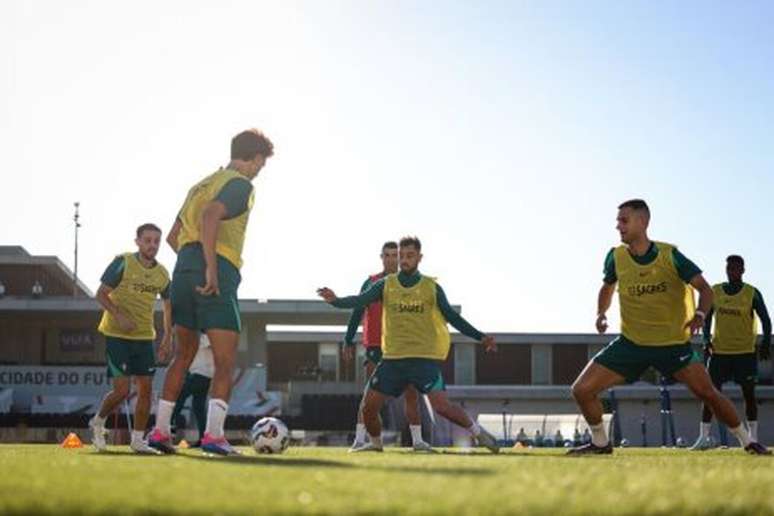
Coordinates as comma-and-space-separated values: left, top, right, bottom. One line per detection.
73, 202, 81, 297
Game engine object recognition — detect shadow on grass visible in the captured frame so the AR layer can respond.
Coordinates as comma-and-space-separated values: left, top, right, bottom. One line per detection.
180, 452, 494, 476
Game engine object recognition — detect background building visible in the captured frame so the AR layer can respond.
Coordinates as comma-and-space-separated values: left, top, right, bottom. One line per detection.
1, 246, 771, 445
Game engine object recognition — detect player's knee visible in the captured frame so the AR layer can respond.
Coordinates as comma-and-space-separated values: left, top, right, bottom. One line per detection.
571, 382, 591, 402
135, 384, 152, 401
113, 382, 130, 399
361, 400, 379, 419
429, 397, 450, 414
694, 384, 719, 403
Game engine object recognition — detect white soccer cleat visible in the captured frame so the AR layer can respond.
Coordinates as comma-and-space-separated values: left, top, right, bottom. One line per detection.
689, 435, 713, 451
412, 440, 434, 453
348, 441, 367, 453
130, 440, 162, 455
349, 442, 383, 453
88, 417, 107, 452
475, 427, 500, 454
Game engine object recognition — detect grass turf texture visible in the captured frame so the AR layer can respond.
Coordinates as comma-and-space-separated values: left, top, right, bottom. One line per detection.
1, 445, 772, 515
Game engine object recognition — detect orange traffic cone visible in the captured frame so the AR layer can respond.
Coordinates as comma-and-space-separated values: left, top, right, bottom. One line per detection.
61, 432, 84, 449
179, 439, 190, 449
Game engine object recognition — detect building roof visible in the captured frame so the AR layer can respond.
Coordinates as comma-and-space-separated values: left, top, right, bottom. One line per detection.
0, 245, 93, 297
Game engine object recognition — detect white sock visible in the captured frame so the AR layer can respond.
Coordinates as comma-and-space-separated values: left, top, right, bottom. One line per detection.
590, 422, 609, 447
410, 425, 423, 445
91, 414, 106, 427
131, 430, 144, 445
354, 423, 366, 444
467, 422, 481, 437
748, 421, 758, 442
729, 424, 752, 447
206, 399, 229, 438
369, 434, 383, 447
155, 399, 175, 435
700, 422, 711, 439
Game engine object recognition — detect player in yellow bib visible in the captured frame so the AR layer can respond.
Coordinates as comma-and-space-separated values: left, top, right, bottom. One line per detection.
691, 255, 771, 450
148, 129, 274, 456
318, 236, 501, 453
569, 200, 769, 455
89, 224, 172, 454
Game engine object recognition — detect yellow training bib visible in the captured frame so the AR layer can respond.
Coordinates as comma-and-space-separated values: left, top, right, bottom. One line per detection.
177, 168, 255, 269
615, 242, 695, 346
711, 283, 757, 354
98, 253, 170, 340
381, 274, 451, 360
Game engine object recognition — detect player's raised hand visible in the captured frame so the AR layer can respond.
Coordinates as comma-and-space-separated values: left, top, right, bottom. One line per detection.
316, 287, 337, 303
482, 335, 497, 353
196, 266, 220, 297
595, 314, 608, 334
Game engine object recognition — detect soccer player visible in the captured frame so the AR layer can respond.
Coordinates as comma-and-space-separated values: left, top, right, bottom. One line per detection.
691, 255, 772, 450
148, 129, 274, 455
343, 241, 430, 452
170, 334, 214, 447
318, 236, 500, 453
89, 223, 172, 454
569, 199, 769, 455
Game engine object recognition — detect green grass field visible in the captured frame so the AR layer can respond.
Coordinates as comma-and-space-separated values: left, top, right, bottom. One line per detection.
1, 444, 772, 515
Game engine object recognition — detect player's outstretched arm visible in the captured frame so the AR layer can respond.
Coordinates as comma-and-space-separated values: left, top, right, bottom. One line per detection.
686, 274, 714, 335
317, 280, 385, 309
435, 284, 491, 348
596, 282, 616, 334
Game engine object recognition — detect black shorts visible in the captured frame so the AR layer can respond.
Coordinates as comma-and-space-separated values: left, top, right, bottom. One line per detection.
707, 353, 757, 386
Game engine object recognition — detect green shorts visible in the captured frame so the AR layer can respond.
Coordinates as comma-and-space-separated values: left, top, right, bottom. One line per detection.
364, 347, 383, 367
105, 337, 156, 378
707, 353, 757, 386
368, 358, 445, 397
171, 244, 242, 332
593, 336, 702, 383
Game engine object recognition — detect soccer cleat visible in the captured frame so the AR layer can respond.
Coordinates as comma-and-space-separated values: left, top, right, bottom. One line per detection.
411, 440, 435, 453
744, 442, 772, 455
566, 442, 613, 455
348, 441, 367, 453
201, 433, 241, 456
130, 440, 162, 455
88, 417, 107, 452
147, 428, 176, 454
689, 435, 713, 451
475, 428, 500, 454
349, 442, 383, 453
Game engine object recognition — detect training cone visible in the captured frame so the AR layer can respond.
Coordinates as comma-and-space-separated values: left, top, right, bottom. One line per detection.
512, 441, 524, 449
179, 439, 190, 449
61, 432, 84, 449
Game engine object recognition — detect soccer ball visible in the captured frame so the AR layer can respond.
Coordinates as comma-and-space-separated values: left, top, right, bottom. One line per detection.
251, 417, 289, 454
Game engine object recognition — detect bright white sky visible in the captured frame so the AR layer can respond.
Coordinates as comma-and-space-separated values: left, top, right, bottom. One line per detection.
2, 1, 773, 333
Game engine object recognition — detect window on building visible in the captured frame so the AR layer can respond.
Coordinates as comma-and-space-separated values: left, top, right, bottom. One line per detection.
476, 344, 531, 385
318, 342, 339, 382
552, 345, 590, 385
